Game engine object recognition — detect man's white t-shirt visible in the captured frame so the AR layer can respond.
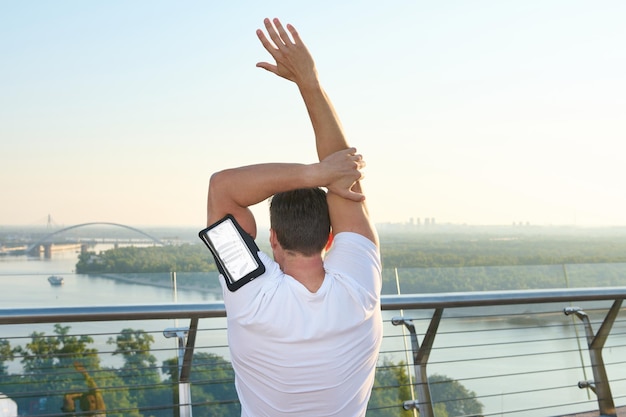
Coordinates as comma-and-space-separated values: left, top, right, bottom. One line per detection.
220, 232, 383, 417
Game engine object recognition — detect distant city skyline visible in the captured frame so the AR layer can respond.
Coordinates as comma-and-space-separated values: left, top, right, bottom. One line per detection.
2, 1, 625, 228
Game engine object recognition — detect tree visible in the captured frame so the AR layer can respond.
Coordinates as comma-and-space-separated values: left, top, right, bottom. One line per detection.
367, 361, 483, 417
367, 359, 413, 417
108, 328, 168, 416
429, 373, 484, 416
17, 324, 99, 374
162, 352, 239, 417
0, 339, 12, 376
10, 324, 139, 416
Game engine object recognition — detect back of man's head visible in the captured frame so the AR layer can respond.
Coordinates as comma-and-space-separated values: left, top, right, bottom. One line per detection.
270, 188, 330, 256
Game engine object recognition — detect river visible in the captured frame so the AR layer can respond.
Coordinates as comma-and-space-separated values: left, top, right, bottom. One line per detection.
1, 246, 625, 416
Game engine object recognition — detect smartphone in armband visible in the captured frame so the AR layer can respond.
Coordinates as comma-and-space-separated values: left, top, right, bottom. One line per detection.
198, 214, 265, 292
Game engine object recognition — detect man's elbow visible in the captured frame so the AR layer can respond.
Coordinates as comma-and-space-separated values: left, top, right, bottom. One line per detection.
206, 170, 230, 225
208, 169, 235, 198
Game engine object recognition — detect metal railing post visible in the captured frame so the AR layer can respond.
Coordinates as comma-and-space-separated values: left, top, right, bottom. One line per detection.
564, 299, 622, 417
394, 268, 418, 417
164, 318, 199, 417
392, 308, 443, 417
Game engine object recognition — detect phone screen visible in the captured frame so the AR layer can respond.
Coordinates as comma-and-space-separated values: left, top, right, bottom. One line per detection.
206, 217, 259, 281
199, 214, 265, 291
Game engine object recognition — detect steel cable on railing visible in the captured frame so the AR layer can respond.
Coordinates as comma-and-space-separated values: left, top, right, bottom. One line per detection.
379, 313, 626, 416
480, 398, 609, 417
7, 330, 616, 408
429, 363, 593, 386
471, 381, 593, 409
393, 358, 599, 406
381, 319, 597, 364
3, 288, 625, 417
427, 345, 594, 366
394, 315, 582, 334
367, 378, 602, 417
420, 364, 626, 416
424, 332, 586, 352
2, 375, 241, 416
25, 401, 186, 417
4, 324, 234, 363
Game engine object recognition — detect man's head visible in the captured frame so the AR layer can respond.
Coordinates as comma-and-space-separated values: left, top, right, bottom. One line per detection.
269, 188, 330, 256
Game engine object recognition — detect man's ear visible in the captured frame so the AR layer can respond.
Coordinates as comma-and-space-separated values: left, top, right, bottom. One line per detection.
324, 232, 334, 252
269, 229, 279, 250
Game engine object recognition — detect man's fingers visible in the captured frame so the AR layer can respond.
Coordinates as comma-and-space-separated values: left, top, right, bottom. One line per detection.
273, 18, 294, 47
256, 62, 278, 74
263, 18, 287, 50
256, 29, 276, 54
286, 24, 302, 45
341, 189, 366, 202
347, 149, 366, 170
352, 154, 365, 167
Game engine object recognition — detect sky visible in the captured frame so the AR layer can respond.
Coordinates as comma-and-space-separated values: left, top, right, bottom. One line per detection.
1, 1, 625, 229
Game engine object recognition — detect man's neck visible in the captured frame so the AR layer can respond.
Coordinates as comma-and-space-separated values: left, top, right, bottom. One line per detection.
280, 252, 325, 293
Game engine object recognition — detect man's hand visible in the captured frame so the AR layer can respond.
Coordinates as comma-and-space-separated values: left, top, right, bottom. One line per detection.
320, 148, 366, 202
256, 18, 318, 86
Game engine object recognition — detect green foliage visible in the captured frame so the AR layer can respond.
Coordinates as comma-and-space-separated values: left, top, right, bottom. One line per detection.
2, 323, 484, 417
368, 359, 414, 417
7, 325, 128, 415
75, 232, 626, 280
15, 324, 99, 373
87, 368, 142, 417
0, 339, 12, 376
108, 329, 166, 415
162, 352, 240, 417
76, 243, 216, 274
109, 329, 157, 367
429, 373, 484, 416
368, 361, 483, 417
377, 233, 626, 294
379, 232, 626, 268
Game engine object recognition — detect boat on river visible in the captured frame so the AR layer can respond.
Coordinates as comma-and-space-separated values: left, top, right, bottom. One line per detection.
47, 275, 64, 286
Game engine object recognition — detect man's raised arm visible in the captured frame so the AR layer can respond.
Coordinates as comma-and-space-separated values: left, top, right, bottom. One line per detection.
256, 18, 378, 246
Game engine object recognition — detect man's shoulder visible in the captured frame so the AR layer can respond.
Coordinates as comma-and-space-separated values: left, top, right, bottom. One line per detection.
332, 231, 377, 246
330, 232, 379, 257
324, 232, 382, 294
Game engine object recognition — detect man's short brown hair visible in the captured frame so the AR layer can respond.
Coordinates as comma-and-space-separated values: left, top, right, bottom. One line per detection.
269, 188, 330, 256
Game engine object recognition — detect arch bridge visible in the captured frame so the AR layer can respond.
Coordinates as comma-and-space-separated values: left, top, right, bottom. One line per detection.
27, 222, 165, 257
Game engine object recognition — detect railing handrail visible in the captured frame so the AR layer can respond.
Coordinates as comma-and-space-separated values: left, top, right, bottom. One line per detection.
381, 286, 626, 310
2, 286, 625, 325
0, 302, 226, 324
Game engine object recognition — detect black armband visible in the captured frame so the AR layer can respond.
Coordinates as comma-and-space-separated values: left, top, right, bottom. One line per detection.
198, 214, 265, 291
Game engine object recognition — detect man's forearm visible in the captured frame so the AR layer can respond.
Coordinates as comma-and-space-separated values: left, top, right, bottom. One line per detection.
298, 81, 350, 162
209, 163, 317, 210
206, 163, 317, 236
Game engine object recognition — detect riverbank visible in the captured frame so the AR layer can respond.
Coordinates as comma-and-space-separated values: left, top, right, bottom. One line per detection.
96, 273, 222, 296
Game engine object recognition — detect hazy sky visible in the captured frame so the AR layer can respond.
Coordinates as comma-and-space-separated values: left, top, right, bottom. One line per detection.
2, 1, 625, 228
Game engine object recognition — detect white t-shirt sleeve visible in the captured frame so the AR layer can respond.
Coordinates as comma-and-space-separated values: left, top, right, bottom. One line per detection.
219, 251, 282, 315
324, 232, 382, 296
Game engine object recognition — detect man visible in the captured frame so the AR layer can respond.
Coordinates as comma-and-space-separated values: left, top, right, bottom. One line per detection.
205, 18, 382, 416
